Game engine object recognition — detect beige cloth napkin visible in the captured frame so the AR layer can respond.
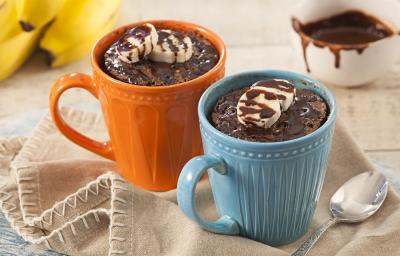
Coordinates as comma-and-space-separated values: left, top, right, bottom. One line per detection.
0, 107, 399, 256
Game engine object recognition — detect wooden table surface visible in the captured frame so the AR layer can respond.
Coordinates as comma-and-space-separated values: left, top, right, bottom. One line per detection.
1, 0, 399, 254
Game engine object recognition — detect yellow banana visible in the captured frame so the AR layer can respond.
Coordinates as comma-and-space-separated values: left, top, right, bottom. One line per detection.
0, 23, 42, 81
0, 0, 17, 42
0, 0, 42, 81
40, 0, 120, 67
15, 0, 65, 31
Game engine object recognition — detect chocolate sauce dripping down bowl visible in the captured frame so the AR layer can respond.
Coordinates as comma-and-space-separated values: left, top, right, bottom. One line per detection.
290, 0, 400, 87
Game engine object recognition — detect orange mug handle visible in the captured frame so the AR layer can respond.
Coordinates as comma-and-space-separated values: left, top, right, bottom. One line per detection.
49, 73, 115, 160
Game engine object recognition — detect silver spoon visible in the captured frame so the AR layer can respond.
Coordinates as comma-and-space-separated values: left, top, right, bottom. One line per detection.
292, 171, 388, 256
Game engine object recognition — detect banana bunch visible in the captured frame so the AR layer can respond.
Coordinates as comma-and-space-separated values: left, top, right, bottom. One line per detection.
0, 0, 42, 81
0, 0, 120, 81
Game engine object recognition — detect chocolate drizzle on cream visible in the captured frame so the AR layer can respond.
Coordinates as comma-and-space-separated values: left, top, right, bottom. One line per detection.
292, 10, 395, 72
251, 79, 296, 111
237, 79, 296, 129
149, 29, 193, 63
116, 24, 155, 62
237, 87, 281, 128
113, 24, 193, 65
117, 26, 151, 50
116, 23, 158, 63
239, 90, 278, 118
253, 79, 295, 93
158, 30, 189, 53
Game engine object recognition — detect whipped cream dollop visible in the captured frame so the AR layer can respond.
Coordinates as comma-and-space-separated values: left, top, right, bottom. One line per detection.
237, 79, 296, 128
115, 23, 193, 64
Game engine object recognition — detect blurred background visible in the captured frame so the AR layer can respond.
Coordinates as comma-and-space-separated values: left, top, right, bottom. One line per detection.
0, 0, 399, 173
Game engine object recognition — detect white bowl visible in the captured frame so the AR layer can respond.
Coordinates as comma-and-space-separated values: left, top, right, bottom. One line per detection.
291, 0, 400, 87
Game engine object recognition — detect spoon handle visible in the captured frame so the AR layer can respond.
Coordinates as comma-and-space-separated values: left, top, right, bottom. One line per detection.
292, 217, 338, 256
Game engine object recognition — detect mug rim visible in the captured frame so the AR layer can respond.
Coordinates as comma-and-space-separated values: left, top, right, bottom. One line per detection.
91, 20, 226, 92
198, 70, 337, 149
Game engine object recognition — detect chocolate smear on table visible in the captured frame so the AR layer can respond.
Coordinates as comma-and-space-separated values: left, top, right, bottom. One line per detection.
292, 10, 395, 72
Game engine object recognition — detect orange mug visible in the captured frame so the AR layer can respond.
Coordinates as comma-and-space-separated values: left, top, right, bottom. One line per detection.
49, 20, 226, 191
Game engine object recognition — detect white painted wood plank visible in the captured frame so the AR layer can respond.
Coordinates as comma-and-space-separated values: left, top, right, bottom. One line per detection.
118, 0, 297, 46
368, 151, 400, 172
329, 64, 400, 151
0, 54, 95, 119
227, 46, 295, 73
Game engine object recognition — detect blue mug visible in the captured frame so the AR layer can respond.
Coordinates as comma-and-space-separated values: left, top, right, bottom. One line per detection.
177, 70, 337, 246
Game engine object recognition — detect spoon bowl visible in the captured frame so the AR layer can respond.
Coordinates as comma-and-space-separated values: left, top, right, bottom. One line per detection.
330, 171, 389, 222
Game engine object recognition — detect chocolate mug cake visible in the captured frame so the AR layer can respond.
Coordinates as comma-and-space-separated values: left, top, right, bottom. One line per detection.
211, 79, 328, 142
103, 23, 219, 86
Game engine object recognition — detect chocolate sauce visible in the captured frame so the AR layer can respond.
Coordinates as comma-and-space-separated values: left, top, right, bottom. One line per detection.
292, 10, 395, 71
211, 87, 328, 142
157, 30, 190, 53
238, 89, 278, 124
246, 89, 277, 100
116, 25, 152, 62
253, 80, 295, 95
158, 30, 177, 52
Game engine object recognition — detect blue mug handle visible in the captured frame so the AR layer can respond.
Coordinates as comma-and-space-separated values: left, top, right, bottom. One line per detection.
177, 155, 240, 235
